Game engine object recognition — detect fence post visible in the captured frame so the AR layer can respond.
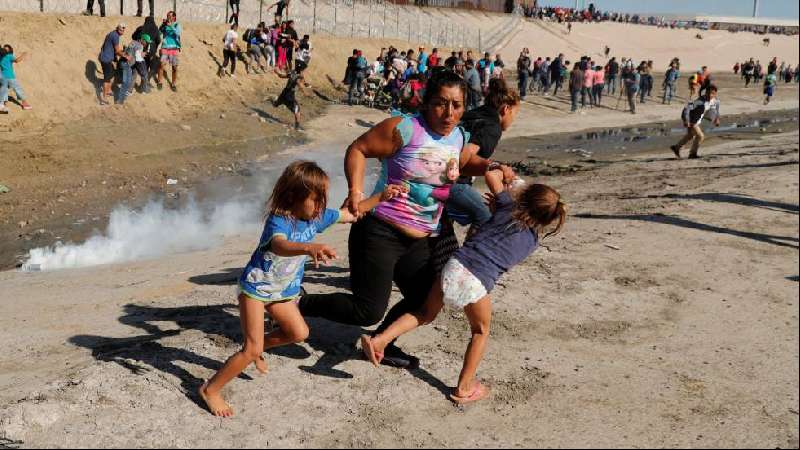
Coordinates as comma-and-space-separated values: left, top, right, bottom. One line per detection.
120, 0, 123, 16
368, 0, 372, 37
429, 17, 432, 46
396, 5, 399, 37
408, 20, 411, 42
39, 0, 43, 12
351, 0, 355, 37
334, 0, 338, 35
478, 28, 481, 51
173, 0, 177, 14
382, 1, 386, 38
312, 0, 317, 32
259, 0, 263, 23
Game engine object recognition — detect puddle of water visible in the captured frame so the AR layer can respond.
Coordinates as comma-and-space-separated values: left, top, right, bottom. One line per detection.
499, 109, 799, 166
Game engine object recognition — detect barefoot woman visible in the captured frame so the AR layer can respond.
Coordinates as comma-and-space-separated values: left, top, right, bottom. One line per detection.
299, 70, 515, 368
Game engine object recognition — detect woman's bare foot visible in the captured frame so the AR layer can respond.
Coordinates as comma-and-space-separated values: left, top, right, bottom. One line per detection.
199, 381, 234, 417
255, 355, 268, 375
360, 335, 382, 367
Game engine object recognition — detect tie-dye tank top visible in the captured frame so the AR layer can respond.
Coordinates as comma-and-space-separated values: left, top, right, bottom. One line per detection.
371, 115, 465, 234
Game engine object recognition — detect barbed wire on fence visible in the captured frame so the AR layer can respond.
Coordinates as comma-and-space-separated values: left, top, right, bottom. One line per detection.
0, 0, 519, 50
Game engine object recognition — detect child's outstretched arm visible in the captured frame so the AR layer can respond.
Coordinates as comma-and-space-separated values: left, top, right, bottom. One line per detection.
339, 183, 408, 223
270, 236, 336, 268
484, 168, 506, 195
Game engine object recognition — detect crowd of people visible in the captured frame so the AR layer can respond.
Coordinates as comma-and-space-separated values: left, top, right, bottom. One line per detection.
341, 46, 508, 112
217, 20, 311, 78
733, 57, 799, 104
96, 12, 182, 105
512, 52, 690, 114
524, 3, 798, 36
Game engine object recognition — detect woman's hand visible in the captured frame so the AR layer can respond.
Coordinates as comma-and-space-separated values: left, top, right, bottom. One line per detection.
343, 190, 365, 217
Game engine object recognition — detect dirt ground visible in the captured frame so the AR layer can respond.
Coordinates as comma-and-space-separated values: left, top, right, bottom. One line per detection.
0, 124, 797, 447
0, 11, 798, 448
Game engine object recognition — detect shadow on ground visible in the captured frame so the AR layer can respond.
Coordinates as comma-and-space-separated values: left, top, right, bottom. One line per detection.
575, 212, 799, 249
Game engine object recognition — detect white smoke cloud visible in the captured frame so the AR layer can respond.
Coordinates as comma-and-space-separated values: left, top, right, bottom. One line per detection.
24, 198, 260, 271
21, 148, 370, 272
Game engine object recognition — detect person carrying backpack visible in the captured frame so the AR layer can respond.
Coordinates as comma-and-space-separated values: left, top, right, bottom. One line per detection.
348, 50, 368, 105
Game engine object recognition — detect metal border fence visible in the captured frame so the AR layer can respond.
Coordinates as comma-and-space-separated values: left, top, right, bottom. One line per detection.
0, 0, 521, 50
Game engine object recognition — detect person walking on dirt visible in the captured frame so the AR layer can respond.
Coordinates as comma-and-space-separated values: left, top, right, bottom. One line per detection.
516, 51, 531, 100
591, 65, 604, 106
662, 61, 679, 105
622, 65, 640, 114
464, 59, 482, 110
158, 11, 182, 92
228, 0, 240, 25
84, 0, 106, 17
98, 23, 127, 106
273, 61, 310, 130
605, 56, 619, 95
137, 0, 154, 17
582, 63, 595, 108
268, 0, 291, 23
347, 50, 368, 105
0, 44, 33, 114
219, 24, 240, 78
743, 58, 755, 87
698, 66, 713, 98
569, 62, 583, 113
670, 84, 720, 159
550, 53, 564, 96
133, 17, 161, 90
763, 68, 777, 105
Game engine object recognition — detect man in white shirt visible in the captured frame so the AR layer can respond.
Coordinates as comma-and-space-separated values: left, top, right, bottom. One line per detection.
219, 24, 240, 77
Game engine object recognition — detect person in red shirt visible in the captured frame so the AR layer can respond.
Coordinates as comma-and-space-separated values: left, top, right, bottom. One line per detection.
428, 48, 440, 68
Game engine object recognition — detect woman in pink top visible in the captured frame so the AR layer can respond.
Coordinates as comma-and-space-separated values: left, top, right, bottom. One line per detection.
582, 65, 595, 108
592, 65, 605, 106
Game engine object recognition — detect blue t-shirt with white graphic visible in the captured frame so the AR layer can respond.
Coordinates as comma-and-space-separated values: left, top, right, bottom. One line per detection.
239, 209, 340, 301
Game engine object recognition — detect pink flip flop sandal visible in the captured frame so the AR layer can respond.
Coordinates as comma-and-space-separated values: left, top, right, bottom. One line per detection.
450, 382, 490, 405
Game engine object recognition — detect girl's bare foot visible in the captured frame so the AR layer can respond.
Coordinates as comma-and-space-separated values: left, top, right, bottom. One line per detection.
255, 355, 268, 375
450, 381, 490, 405
199, 381, 234, 417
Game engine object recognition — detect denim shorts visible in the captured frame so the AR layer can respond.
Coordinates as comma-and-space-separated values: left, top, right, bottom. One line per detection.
445, 183, 492, 227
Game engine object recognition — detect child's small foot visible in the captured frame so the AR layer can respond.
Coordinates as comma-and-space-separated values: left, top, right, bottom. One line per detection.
198, 381, 233, 417
450, 381, 489, 405
360, 335, 382, 367
255, 355, 269, 375
21, 102, 32, 110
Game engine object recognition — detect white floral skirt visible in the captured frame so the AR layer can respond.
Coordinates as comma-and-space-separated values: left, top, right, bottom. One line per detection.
441, 258, 488, 309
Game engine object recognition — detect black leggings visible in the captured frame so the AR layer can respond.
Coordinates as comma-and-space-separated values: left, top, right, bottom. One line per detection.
229, 0, 240, 24
222, 49, 237, 74
299, 214, 436, 332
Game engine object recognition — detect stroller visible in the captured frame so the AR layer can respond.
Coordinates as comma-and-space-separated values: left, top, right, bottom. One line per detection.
364, 77, 393, 109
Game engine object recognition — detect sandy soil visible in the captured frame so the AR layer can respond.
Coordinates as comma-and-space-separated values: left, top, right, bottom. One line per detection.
506, 18, 799, 73
0, 120, 798, 448
0, 11, 798, 448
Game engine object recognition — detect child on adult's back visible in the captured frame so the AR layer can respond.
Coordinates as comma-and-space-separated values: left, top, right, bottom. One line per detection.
362, 169, 567, 405
199, 160, 407, 417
